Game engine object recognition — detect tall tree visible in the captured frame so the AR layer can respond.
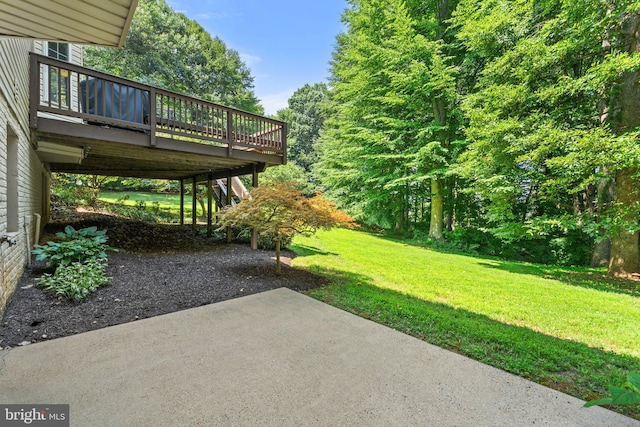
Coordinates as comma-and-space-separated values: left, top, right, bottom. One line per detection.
286, 83, 328, 173
316, 0, 461, 234
83, 0, 263, 114
452, 0, 640, 275
606, 8, 640, 276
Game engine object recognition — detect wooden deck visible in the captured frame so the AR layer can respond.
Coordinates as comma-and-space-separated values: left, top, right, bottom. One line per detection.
29, 53, 286, 181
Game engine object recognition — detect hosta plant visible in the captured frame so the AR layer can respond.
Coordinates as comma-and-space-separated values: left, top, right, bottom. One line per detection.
35, 259, 108, 301
32, 225, 110, 267
32, 226, 112, 301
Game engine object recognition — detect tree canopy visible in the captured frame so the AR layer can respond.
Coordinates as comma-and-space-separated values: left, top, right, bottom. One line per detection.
306, 0, 640, 276
217, 182, 354, 274
285, 83, 328, 173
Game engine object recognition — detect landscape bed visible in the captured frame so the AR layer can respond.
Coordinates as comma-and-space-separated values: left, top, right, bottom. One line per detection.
0, 211, 328, 347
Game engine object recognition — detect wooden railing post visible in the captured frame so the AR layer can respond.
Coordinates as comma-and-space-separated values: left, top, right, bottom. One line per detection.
281, 122, 288, 164
149, 87, 156, 146
226, 110, 233, 157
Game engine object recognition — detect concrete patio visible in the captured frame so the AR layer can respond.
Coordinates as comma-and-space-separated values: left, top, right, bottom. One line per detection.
0, 288, 637, 426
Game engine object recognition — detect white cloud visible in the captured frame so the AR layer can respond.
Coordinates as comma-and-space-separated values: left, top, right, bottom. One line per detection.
239, 53, 261, 67
195, 12, 233, 20
259, 90, 293, 116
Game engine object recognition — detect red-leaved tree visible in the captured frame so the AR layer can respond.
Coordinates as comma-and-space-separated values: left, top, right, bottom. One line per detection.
217, 182, 355, 274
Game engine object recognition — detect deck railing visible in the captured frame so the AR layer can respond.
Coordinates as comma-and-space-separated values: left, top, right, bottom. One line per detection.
29, 53, 286, 157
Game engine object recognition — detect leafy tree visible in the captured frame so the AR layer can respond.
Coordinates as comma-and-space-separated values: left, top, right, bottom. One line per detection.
83, 0, 263, 114
286, 83, 328, 172
261, 163, 315, 196
315, 0, 463, 236
452, 0, 640, 276
216, 182, 354, 274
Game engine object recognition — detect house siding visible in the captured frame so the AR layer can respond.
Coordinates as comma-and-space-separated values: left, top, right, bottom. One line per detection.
0, 38, 47, 316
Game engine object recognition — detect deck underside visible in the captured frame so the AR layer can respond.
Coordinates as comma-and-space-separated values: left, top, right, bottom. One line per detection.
35, 118, 272, 181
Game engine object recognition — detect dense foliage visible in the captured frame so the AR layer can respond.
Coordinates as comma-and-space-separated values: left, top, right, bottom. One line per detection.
217, 182, 354, 274
585, 372, 640, 408
35, 260, 109, 302
310, 0, 640, 274
33, 226, 111, 301
284, 83, 328, 173
33, 226, 109, 267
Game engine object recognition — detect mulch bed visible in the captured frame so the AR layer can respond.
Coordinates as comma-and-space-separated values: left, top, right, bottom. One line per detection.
0, 208, 329, 349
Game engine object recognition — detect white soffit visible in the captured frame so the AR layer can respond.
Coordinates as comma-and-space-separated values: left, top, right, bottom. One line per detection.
36, 141, 84, 164
0, 0, 138, 48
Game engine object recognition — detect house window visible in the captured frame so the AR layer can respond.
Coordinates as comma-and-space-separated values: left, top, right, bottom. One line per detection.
46, 42, 70, 107
47, 42, 69, 61
6, 126, 19, 233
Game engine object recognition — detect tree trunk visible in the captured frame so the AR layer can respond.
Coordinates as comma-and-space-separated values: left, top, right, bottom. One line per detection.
395, 194, 406, 231
591, 238, 611, 268
608, 13, 640, 277
429, 177, 444, 240
197, 196, 207, 219
608, 169, 640, 276
590, 173, 614, 267
430, 95, 447, 241
275, 236, 282, 276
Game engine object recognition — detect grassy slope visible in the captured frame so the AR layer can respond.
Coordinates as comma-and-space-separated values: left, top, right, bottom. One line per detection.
99, 191, 188, 214
292, 228, 640, 417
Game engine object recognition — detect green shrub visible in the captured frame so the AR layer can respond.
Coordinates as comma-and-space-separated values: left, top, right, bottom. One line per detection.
235, 228, 293, 249
585, 372, 640, 408
257, 233, 293, 250
32, 226, 109, 267
414, 226, 594, 267
32, 226, 111, 301
35, 260, 108, 301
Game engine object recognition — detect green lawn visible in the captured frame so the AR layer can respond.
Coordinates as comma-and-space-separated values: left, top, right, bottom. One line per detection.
98, 191, 210, 222
98, 191, 187, 213
292, 228, 640, 418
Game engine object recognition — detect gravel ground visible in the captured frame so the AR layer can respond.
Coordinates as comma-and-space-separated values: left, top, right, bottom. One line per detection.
0, 208, 328, 348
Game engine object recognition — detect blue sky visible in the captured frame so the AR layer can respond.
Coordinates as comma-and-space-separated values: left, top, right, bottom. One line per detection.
167, 0, 347, 115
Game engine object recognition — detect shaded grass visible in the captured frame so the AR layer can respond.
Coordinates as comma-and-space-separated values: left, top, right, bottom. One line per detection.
98, 191, 210, 224
292, 228, 640, 419
99, 191, 187, 214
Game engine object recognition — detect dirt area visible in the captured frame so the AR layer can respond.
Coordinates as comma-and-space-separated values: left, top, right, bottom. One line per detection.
0, 207, 329, 349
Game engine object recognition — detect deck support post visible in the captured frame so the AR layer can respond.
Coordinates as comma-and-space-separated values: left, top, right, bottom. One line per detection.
251, 164, 259, 250
226, 172, 233, 243
207, 174, 213, 237
179, 179, 185, 225
192, 177, 197, 233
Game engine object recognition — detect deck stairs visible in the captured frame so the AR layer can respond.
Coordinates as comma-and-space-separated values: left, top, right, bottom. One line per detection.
212, 176, 249, 208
